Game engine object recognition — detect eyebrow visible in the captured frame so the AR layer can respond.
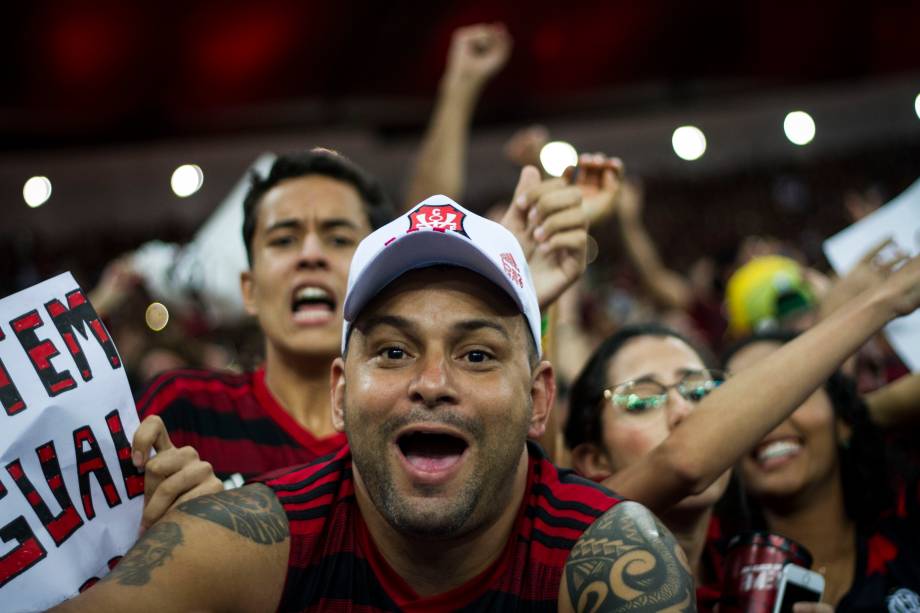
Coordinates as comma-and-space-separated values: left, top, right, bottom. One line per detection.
319, 218, 361, 231
265, 219, 303, 234
357, 316, 512, 343
357, 315, 418, 342
452, 318, 512, 341
265, 217, 361, 234
625, 367, 705, 385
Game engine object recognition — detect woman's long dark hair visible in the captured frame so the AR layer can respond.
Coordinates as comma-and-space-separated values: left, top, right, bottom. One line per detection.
720, 331, 892, 531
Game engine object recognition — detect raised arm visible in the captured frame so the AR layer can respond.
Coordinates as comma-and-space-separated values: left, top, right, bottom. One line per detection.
559, 501, 695, 612
52, 484, 289, 613
403, 23, 511, 209
605, 254, 920, 514
616, 181, 694, 311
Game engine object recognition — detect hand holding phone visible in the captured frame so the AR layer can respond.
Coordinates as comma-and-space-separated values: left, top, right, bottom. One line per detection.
773, 564, 825, 613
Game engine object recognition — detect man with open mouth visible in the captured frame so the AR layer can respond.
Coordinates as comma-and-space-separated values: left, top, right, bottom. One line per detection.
135, 149, 396, 484
55, 197, 695, 612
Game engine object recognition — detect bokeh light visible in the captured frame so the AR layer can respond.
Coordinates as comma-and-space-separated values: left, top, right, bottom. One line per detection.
671, 126, 706, 161
539, 141, 578, 177
783, 111, 816, 146
145, 302, 170, 332
170, 164, 204, 197
23, 176, 52, 208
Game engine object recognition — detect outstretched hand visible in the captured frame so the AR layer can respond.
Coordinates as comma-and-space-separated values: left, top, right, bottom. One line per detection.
132, 416, 222, 530
502, 165, 588, 310
820, 237, 909, 319
876, 249, 920, 319
444, 23, 512, 92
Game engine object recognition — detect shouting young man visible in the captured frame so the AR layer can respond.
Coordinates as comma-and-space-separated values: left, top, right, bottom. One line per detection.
58, 197, 694, 612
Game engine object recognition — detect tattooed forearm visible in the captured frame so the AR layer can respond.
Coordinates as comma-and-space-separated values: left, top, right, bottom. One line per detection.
564, 501, 695, 612
103, 522, 183, 587
177, 483, 288, 545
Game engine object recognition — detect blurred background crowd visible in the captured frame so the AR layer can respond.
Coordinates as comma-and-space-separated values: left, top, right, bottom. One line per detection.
5, 1, 919, 395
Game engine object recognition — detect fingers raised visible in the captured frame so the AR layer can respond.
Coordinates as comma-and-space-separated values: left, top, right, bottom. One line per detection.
131, 415, 173, 470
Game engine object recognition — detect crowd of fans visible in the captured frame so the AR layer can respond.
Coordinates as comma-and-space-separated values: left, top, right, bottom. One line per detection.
16, 22, 919, 613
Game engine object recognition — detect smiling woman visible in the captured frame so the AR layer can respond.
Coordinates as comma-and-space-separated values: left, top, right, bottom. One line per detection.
722, 332, 920, 610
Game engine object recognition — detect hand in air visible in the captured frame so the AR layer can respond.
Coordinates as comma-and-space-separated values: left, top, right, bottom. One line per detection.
820, 237, 909, 318
564, 153, 624, 225
502, 166, 588, 310
444, 23, 512, 91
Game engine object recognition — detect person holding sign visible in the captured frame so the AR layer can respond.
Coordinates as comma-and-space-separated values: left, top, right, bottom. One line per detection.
52, 198, 695, 612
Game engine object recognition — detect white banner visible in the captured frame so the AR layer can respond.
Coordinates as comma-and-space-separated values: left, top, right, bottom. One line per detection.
823, 177, 920, 372
0, 273, 142, 612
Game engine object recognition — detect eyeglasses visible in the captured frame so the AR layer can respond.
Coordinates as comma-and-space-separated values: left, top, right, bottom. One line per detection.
603, 369, 727, 416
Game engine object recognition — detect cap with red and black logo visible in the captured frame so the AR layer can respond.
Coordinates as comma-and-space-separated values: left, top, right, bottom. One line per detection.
406, 203, 469, 237
342, 194, 542, 356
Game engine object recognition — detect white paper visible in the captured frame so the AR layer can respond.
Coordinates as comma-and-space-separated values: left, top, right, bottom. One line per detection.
0, 273, 143, 612
823, 178, 920, 372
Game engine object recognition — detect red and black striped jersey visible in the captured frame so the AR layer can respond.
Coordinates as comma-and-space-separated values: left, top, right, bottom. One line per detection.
263, 440, 622, 612
136, 368, 346, 481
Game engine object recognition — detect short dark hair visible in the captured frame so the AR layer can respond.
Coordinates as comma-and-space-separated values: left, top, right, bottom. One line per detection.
241, 148, 394, 264
721, 331, 892, 527
564, 323, 716, 451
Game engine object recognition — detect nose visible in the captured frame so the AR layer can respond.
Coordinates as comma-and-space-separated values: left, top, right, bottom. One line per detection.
666, 389, 693, 429
296, 233, 330, 270
407, 353, 458, 409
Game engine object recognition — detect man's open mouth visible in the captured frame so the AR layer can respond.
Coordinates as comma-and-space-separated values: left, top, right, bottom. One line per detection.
396, 430, 469, 474
291, 285, 337, 324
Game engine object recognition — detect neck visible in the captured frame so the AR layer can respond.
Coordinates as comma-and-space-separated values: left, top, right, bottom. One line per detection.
356, 448, 530, 597
263, 344, 337, 437
761, 470, 854, 567
662, 505, 714, 585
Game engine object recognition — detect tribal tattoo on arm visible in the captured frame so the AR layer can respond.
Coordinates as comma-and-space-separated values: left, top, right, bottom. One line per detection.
103, 522, 183, 586
177, 483, 288, 545
564, 501, 695, 612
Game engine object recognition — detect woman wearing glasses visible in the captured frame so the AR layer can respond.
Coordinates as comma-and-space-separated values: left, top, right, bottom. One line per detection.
563, 253, 920, 610
564, 323, 731, 607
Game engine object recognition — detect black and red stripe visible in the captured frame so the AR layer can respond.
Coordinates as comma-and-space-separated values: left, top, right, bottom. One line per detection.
136, 368, 346, 481
264, 442, 621, 612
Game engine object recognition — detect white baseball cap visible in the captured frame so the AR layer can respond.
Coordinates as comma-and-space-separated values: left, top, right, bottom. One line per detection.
342, 194, 542, 357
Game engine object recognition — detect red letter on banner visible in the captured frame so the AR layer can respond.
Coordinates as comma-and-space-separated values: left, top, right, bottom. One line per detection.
11, 310, 76, 397
0, 479, 48, 589
5, 449, 84, 546
0, 327, 26, 416
73, 425, 122, 520
105, 410, 144, 499
44, 289, 122, 378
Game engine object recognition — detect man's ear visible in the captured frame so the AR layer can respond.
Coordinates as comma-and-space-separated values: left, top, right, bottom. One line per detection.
570, 442, 614, 481
240, 270, 258, 316
527, 361, 556, 439
330, 357, 347, 433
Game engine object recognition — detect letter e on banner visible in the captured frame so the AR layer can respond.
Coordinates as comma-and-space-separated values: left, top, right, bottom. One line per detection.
11, 310, 76, 398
